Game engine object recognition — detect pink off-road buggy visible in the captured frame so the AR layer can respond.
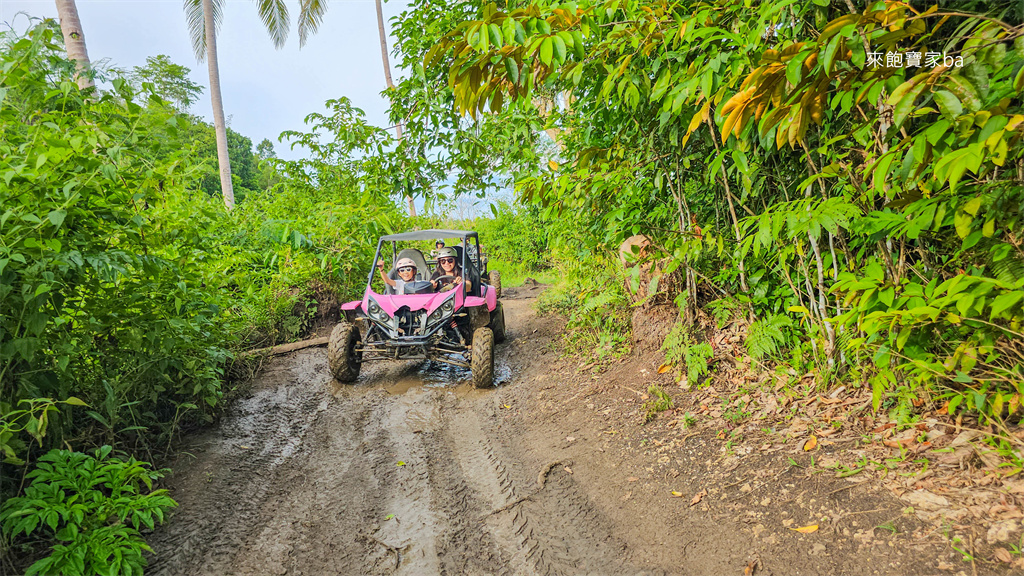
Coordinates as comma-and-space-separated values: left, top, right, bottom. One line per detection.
328, 229, 506, 388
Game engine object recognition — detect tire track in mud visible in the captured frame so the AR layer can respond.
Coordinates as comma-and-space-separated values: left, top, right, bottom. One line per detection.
149, 297, 658, 576
445, 397, 651, 576
149, 350, 335, 575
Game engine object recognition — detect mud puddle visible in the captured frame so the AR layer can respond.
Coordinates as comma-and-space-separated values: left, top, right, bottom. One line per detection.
383, 358, 514, 396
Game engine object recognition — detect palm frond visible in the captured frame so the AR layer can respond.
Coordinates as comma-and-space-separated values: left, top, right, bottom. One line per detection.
297, 0, 329, 48
255, 0, 290, 49
183, 0, 224, 61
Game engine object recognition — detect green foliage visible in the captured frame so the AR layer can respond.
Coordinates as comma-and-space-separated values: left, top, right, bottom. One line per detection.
1, 24, 237, 446
642, 385, 673, 423
707, 297, 742, 329
0, 446, 176, 576
426, 0, 1024, 425
129, 54, 203, 112
536, 255, 631, 359
0, 23, 404, 468
746, 314, 795, 361
474, 201, 552, 279
0, 398, 87, 465
662, 322, 713, 386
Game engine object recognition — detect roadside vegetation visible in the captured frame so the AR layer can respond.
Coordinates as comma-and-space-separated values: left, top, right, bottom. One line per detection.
0, 22, 405, 572
434, 0, 1024, 450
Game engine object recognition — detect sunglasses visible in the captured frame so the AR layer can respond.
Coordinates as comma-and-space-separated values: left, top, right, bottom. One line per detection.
398, 266, 415, 273
438, 257, 456, 264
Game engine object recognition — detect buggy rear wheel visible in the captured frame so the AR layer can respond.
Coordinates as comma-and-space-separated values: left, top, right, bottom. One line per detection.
489, 302, 506, 344
489, 270, 501, 299
328, 322, 362, 383
471, 327, 494, 388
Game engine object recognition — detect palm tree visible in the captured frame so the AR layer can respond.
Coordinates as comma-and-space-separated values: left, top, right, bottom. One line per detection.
54, 0, 93, 90
374, 0, 416, 217
184, 0, 324, 210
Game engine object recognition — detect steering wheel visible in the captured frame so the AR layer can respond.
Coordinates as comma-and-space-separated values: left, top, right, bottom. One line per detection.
432, 275, 458, 292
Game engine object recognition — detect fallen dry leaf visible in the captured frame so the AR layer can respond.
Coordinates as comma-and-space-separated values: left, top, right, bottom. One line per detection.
744, 558, 759, 576
671, 491, 684, 497
791, 524, 819, 534
994, 547, 1013, 563
690, 490, 706, 506
657, 363, 674, 374
803, 436, 817, 451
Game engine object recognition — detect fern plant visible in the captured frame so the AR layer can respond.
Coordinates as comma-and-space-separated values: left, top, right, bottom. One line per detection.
685, 341, 715, 384
745, 313, 794, 360
662, 322, 715, 386
707, 296, 742, 329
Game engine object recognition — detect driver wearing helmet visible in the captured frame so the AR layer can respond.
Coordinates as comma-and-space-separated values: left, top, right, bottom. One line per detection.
377, 257, 419, 294
430, 247, 472, 292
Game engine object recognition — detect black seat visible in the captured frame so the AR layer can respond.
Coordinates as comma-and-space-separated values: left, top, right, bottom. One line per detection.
451, 245, 464, 263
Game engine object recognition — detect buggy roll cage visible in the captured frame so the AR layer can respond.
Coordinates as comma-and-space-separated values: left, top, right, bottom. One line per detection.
367, 229, 483, 297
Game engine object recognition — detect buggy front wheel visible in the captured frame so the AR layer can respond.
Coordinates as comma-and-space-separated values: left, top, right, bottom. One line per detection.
328, 322, 362, 383
471, 327, 494, 388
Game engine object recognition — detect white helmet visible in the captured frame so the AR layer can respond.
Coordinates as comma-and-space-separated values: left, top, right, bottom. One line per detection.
395, 257, 416, 270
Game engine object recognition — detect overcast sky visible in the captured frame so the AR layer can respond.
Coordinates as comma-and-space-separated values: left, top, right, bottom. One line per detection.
0, 0, 408, 161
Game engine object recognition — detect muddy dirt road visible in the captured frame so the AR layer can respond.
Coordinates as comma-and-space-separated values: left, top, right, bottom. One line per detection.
149, 290, 656, 576
150, 288, 959, 576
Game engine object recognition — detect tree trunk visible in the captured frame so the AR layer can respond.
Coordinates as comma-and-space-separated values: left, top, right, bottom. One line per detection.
54, 0, 93, 90
203, 0, 235, 210
375, 0, 416, 217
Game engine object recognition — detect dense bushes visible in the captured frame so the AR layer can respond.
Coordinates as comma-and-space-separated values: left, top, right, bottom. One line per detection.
0, 7, 403, 509
436, 0, 1024, 429
0, 21, 410, 571
474, 201, 553, 280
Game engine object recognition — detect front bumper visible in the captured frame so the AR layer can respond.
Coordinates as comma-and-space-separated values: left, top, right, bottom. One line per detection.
356, 327, 471, 368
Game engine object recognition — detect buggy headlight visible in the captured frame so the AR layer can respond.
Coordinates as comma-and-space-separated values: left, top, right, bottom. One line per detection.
367, 298, 388, 321
427, 294, 456, 327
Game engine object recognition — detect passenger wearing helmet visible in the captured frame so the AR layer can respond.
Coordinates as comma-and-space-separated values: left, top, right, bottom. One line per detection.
377, 257, 419, 294
429, 240, 446, 259
430, 247, 472, 293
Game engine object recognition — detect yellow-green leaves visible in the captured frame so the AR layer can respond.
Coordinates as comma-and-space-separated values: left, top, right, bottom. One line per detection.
932, 89, 962, 120
887, 72, 929, 130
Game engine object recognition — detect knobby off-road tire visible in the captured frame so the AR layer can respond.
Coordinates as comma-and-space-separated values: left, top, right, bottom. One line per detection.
489, 270, 501, 299
489, 302, 506, 344
471, 327, 494, 388
327, 322, 361, 383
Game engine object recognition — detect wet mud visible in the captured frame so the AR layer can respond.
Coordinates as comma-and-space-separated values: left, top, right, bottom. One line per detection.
148, 296, 656, 576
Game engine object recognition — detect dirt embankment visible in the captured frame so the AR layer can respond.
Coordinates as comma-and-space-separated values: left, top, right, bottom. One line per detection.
148, 287, 999, 576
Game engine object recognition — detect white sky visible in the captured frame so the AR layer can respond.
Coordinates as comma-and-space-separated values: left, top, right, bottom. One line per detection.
0, 0, 407, 161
